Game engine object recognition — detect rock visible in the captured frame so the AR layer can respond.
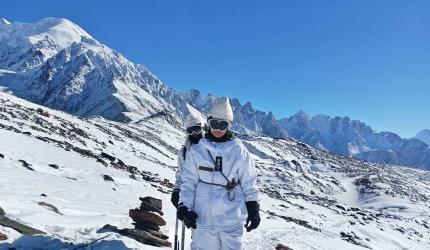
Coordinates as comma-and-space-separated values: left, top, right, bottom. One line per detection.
145, 229, 169, 240
38, 201, 62, 215
140, 200, 164, 216
336, 205, 347, 211
117, 159, 125, 166
0, 231, 7, 241
119, 228, 172, 247
18, 159, 34, 171
97, 224, 119, 233
40, 194, 47, 197
0, 215, 45, 235
139, 196, 162, 211
276, 244, 294, 250
0, 206, 4, 216
133, 222, 160, 231
101, 152, 116, 162
129, 209, 166, 226
0, 153, 4, 158
48, 164, 59, 169
103, 175, 114, 182
160, 179, 174, 189
97, 158, 108, 167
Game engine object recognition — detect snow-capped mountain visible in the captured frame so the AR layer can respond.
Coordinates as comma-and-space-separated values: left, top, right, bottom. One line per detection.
280, 112, 430, 169
0, 17, 189, 122
1, 91, 429, 250
416, 129, 430, 146
0, 17, 429, 171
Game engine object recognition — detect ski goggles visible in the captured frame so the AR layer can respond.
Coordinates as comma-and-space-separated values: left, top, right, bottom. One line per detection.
186, 125, 203, 135
208, 119, 231, 131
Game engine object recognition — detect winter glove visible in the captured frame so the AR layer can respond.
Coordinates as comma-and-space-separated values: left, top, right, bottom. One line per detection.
177, 204, 198, 229
245, 201, 260, 232
171, 189, 180, 208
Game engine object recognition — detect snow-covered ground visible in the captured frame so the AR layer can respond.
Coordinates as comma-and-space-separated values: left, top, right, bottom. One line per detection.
0, 92, 429, 250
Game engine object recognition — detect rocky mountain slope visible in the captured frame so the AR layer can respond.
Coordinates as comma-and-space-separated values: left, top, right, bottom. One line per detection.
416, 129, 430, 146
280, 112, 430, 169
0, 91, 429, 249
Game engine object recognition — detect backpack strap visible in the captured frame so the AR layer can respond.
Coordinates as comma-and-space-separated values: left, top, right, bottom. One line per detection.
182, 147, 187, 161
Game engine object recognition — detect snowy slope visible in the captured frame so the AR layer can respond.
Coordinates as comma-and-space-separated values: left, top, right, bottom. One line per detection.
1, 92, 429, 250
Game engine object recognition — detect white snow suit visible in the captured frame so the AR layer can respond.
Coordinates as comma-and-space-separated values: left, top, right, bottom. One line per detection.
174, 139, 191, 190
179, 137, 259, 250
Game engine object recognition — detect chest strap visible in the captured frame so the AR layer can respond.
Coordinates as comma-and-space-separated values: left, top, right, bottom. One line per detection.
196, 149, 240, 200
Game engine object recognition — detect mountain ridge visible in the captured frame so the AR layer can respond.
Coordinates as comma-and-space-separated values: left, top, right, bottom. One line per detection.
0, 17, 429, 169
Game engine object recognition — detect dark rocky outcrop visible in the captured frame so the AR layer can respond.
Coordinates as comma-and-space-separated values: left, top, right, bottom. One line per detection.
0, 215, 45, 235
0, 205, 4, 216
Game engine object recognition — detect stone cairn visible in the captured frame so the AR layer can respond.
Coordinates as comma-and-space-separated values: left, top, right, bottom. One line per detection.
100, 196, 171, 247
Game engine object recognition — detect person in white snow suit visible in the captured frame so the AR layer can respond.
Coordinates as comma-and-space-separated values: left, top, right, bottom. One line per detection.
178, 97, 260, 250
171, 112, 205, 208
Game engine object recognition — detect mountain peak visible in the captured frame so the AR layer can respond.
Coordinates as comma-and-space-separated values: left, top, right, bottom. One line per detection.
0, 18, 11, 25
293, 110, 310, 120
415, 129, 430, 146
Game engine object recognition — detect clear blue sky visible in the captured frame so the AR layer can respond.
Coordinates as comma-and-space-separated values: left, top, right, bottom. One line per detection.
2, 0, 429, 137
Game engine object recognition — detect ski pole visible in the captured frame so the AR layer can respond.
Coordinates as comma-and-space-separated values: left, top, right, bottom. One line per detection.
174, 215, 180, 250
180, 221, 186, 250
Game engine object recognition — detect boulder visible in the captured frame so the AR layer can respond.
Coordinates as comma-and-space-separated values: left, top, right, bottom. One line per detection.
129, 209, 166, 226
119, 228, 171, 247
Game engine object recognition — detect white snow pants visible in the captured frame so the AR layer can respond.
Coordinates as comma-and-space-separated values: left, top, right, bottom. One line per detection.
191, 228, 243, 250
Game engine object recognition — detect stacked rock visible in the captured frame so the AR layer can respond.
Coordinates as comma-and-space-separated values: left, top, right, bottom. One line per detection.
120, 196, 171, 247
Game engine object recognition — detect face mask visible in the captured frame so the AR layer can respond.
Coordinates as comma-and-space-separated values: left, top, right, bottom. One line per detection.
189, 133, 202, 144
